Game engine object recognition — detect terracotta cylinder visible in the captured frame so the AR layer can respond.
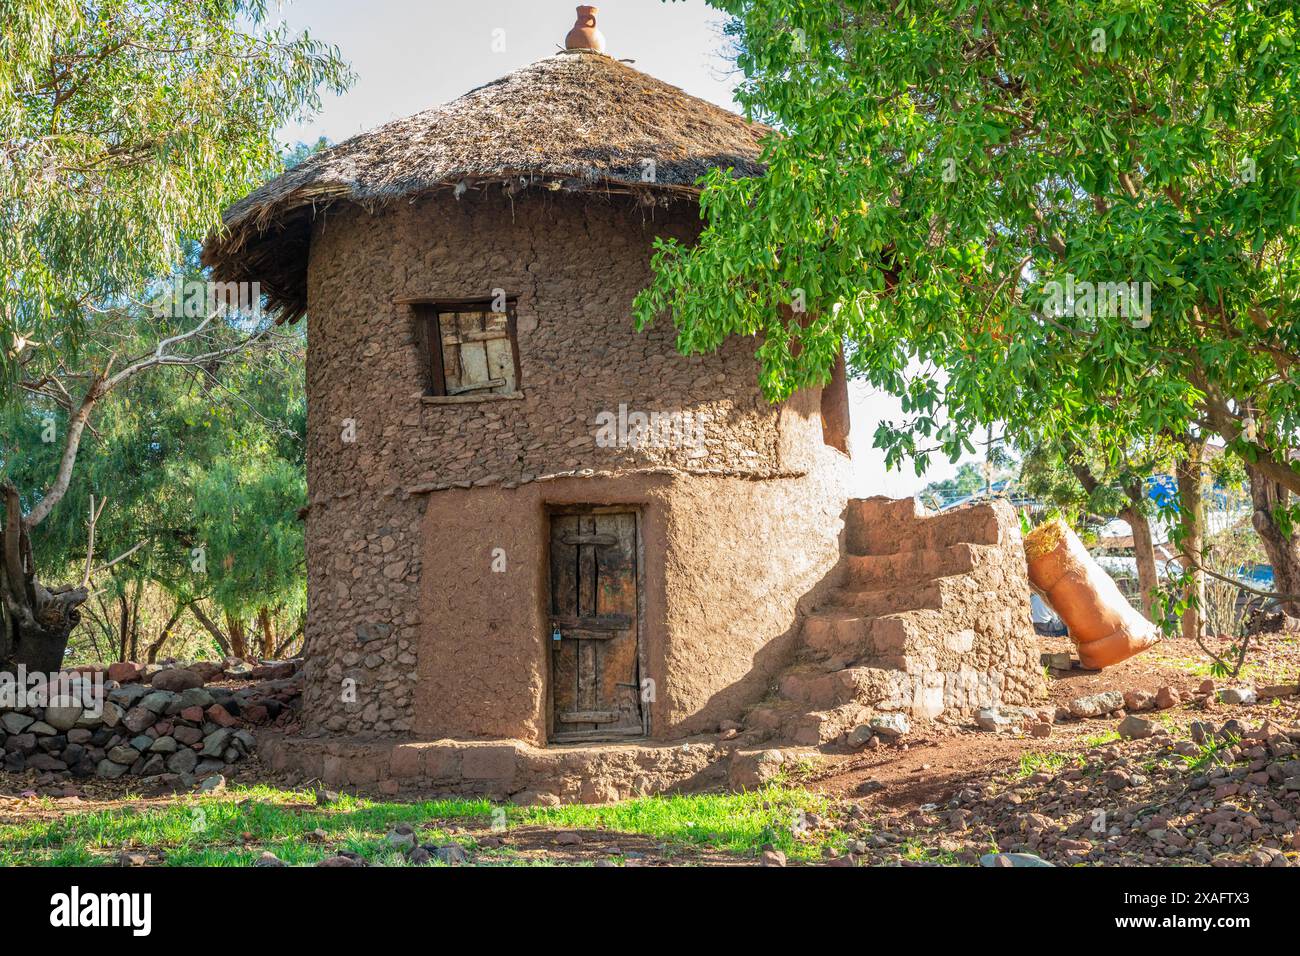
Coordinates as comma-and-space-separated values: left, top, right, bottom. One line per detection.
1025, 518, 1158, 669
566, 5, 606, 53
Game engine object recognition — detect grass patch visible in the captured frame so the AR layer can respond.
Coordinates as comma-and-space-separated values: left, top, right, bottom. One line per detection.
0, 783, 847, 867
1014, 751, 1075, 779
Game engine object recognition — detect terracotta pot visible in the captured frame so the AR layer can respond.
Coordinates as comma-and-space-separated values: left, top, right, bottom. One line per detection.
1025, 518, 1158, 669
566, 5, 605, 53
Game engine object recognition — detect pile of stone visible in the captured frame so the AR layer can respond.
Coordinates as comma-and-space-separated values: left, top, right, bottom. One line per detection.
1, 659, 302, 784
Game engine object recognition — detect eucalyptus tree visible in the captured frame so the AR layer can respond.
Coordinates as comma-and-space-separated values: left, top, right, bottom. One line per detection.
0, 1, 348, 669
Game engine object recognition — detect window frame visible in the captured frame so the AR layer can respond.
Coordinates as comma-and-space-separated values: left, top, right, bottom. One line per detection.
408, 297, 522, 399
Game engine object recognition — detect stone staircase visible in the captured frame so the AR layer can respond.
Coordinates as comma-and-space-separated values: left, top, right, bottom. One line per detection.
744, 497, 1044, 747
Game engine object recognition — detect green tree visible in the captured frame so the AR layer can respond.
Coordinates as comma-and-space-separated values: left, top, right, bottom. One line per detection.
0, 2, 348, 670
637, 0, 1300, 636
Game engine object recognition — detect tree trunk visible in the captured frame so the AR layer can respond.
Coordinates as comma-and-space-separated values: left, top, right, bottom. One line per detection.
256, 606, 274, 659
145, 600, 189, 663
1176, 439, 1207, 641
117, 594, 130, 662
189, 603, 232, 658
224, 611, 247, 659
1246, 460, 1300, 629
1122, 502, 1160, 620
0, 483, 88, 672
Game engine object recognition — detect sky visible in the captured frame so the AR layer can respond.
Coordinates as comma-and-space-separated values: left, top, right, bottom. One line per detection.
273, 0, 981, 496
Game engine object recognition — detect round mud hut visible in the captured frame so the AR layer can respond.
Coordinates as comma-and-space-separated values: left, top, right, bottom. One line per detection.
205, 27, 854, 751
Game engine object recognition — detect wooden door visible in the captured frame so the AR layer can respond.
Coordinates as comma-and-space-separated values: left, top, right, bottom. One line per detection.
549, 510, 643, 741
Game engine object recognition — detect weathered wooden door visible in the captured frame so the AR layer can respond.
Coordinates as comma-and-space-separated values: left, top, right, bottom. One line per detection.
549, 510, 643, 741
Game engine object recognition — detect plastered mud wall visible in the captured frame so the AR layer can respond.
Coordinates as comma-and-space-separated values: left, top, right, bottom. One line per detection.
301, 191, 850, 739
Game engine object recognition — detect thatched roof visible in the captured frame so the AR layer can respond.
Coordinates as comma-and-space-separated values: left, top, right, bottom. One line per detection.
202, 49, 769, 322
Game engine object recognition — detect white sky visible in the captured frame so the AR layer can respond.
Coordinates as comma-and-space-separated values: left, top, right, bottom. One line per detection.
274, 0, 979, 495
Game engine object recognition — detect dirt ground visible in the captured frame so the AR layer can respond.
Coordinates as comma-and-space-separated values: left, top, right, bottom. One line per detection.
2, 630, 1297, 866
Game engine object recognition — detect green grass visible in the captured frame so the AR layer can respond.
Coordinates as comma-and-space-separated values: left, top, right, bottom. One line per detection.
1014, 750, 1077, 779
0, 783, 849, 867
1080, 731, 1121, 748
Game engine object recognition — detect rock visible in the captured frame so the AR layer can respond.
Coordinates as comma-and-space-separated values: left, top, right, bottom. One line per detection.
206, 704, 238, 728
314, 789, 341, 806
198, 773, 226, 793
1198, 679, 1216, 695
148, 736, 178, 754
139, 755, 165, 776
1069, 691, 1125, 718
316, 855, 364, 867
1, 712, 34, 734
165, 748, 198, 775
432, 843, 469, 864
1218, 688, 1257, 705
1029, 722, 1053, 739
27, 753, 67, 772
1154, 686, 1181, 710
27, 721, 57, 735
66, 728, 93, 745
107, 684, 149, 707
178, 687, 214, 709
43, 705, 84, 732
1123, 690, 1154, 712
760, 849, 787, 867
179, 706, 205, 723
975, 707, 1025, 733
250, 661, 296, 680
223, 660, 254, 679
980, 852, 1054, 867
107, 745, 139, 765
387, 825, 416, 850
511, 790, 561, 807
407, 847, 432, 865
150, 668, 203, 693
173, 725, 202, 746
96, 758, 130, 778
121, 706, 155, 734
128, 734, 153, 751
100, 701, 123, 728
254, 851, 286, 867
1118, 715, 1156, 740
200, 728, 232, 757
846, 724, 876, 747
107, 661, 142, 684
6, 732, 36, 753
869, 712, 910, 739
729, 749, 784, 789
138, 691, 175, 714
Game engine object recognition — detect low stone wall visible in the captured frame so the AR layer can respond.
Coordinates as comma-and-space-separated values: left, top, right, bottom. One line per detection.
0, 659, 301, 785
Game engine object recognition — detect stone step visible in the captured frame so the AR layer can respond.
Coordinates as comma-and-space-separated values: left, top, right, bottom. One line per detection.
845, 496, 1005, 556
777, 662, 946, 718
827, 578, 948, 616
802, 607, 947, 664
845, 543, 977, 588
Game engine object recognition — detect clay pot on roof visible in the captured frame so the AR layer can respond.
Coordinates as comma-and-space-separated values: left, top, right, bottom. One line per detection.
566, 5, 605, 53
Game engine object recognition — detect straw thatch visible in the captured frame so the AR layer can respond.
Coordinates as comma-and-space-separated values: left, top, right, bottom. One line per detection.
202, 49, 769, 322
